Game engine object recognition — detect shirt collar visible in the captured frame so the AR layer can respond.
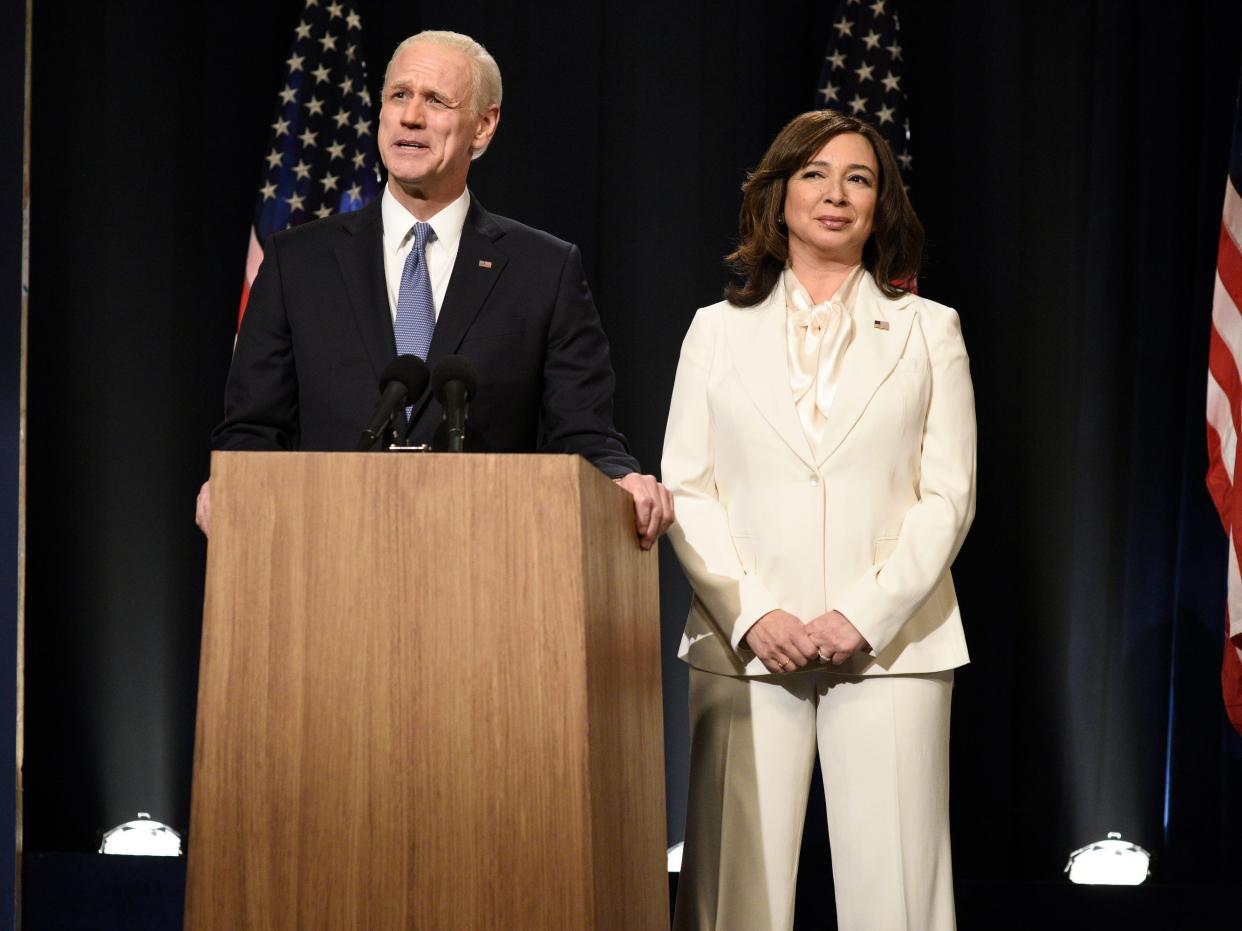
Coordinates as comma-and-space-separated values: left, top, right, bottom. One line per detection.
783, 263, 865, 314
381, 184, 472, 253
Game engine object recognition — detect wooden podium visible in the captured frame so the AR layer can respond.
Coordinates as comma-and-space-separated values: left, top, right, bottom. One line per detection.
184, 452, 668, 931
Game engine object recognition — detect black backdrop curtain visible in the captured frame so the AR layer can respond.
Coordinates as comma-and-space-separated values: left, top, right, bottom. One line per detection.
21, 0, 1242, 893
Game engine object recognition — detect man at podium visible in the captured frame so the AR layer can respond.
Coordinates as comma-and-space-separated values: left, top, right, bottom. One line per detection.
198, 29, 672, 549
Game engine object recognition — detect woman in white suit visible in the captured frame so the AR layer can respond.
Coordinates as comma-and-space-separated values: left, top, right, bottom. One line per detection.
664, 110, 975, 931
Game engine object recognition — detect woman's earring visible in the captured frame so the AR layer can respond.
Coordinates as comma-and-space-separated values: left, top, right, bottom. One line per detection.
777, 214, 785, 226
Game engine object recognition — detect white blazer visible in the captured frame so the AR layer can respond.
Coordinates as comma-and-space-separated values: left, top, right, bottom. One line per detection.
662, 271, 976, 678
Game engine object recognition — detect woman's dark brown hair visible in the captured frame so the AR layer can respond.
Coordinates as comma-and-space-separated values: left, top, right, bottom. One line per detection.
724, 110, 923, 306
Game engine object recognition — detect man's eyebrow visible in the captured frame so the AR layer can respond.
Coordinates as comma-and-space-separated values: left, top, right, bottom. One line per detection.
386, 79, 461, 105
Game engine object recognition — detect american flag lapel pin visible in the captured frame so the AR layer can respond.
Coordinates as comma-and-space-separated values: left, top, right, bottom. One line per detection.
874, 320, 890, 331
478, 259, 493, 269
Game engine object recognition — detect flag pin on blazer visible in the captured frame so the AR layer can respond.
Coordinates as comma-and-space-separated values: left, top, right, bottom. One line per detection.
478, 259, 493, 269
874, 320, 890, 330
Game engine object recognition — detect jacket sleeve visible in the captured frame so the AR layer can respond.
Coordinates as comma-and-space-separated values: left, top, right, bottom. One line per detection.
832, 303, 977, 656
538, 244, 640, 478
662, 307, 782, 656
211, 235, 299, 451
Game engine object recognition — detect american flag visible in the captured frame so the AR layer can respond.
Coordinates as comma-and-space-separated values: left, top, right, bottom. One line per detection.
238, 0, 382, 322
815, 0, 912, 190
1205, 72, 1242, 737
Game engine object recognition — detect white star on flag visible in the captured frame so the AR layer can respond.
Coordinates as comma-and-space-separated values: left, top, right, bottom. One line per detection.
815, 0, 914, 191
237, 0, 381, 326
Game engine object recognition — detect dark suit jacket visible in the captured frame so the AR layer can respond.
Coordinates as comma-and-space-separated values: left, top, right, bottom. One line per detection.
212, 196, 640, 477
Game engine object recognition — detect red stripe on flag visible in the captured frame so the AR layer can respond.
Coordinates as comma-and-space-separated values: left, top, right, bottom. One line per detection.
1221, 220, 1242, 312
1207, 325, 1242, 432
1207, 423, 1231, 529
237, 278, 251, 329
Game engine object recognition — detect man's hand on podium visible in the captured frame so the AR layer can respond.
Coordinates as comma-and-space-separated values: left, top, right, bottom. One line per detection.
615, 473, 674, 550
196, 480, 212, 538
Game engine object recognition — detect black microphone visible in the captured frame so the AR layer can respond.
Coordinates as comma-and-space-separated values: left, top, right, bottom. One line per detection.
355, 355, 430, 451
431, 355, 478, 453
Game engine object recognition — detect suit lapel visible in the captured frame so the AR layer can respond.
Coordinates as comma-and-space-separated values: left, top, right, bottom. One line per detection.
725, 277, 817, 470
334, 200, 395, 383
815, 273, 916, 464
404, 196, 509, 438
425, 197, 508, 367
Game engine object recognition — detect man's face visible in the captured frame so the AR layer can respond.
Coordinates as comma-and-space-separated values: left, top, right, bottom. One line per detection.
378, 42, 499, 203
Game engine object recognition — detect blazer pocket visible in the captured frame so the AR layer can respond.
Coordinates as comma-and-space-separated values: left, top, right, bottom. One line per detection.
893, 356, 930, 373
872, 535, 900, 564
462, 319, 527, 342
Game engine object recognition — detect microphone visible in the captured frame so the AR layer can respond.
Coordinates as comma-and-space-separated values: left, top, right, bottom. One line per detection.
355, 355, 430, 451
431, 355, 478, 453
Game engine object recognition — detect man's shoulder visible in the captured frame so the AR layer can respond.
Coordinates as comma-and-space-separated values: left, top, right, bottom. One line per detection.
267, 200, 382, 251
474, 206, 576, 260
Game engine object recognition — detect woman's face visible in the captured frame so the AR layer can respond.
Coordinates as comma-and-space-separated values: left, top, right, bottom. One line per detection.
783, 132, 879, 269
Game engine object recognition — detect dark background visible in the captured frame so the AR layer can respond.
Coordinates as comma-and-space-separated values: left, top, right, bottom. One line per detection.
1, 0, 24, 926
12, 0, 1242, 912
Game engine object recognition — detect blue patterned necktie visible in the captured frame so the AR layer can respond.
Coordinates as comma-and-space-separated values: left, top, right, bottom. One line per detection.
394, 221, 436, 417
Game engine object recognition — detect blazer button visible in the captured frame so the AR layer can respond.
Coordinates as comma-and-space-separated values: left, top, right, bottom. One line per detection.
809, 474, 820, 486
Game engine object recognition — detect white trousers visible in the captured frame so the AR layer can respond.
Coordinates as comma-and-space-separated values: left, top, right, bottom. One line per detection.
672, 666, 956, 931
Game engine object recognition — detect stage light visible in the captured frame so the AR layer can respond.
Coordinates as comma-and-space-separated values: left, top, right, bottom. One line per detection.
667, 842, 684, 873
99, 812, 182, 856
1064, 832, 1150, 885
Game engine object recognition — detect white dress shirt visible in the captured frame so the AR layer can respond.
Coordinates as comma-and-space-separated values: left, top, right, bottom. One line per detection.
380, 185, 471, 323
783, 265, 863, 446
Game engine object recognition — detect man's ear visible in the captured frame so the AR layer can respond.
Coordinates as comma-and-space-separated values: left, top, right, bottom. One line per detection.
472, 105, 500, 154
